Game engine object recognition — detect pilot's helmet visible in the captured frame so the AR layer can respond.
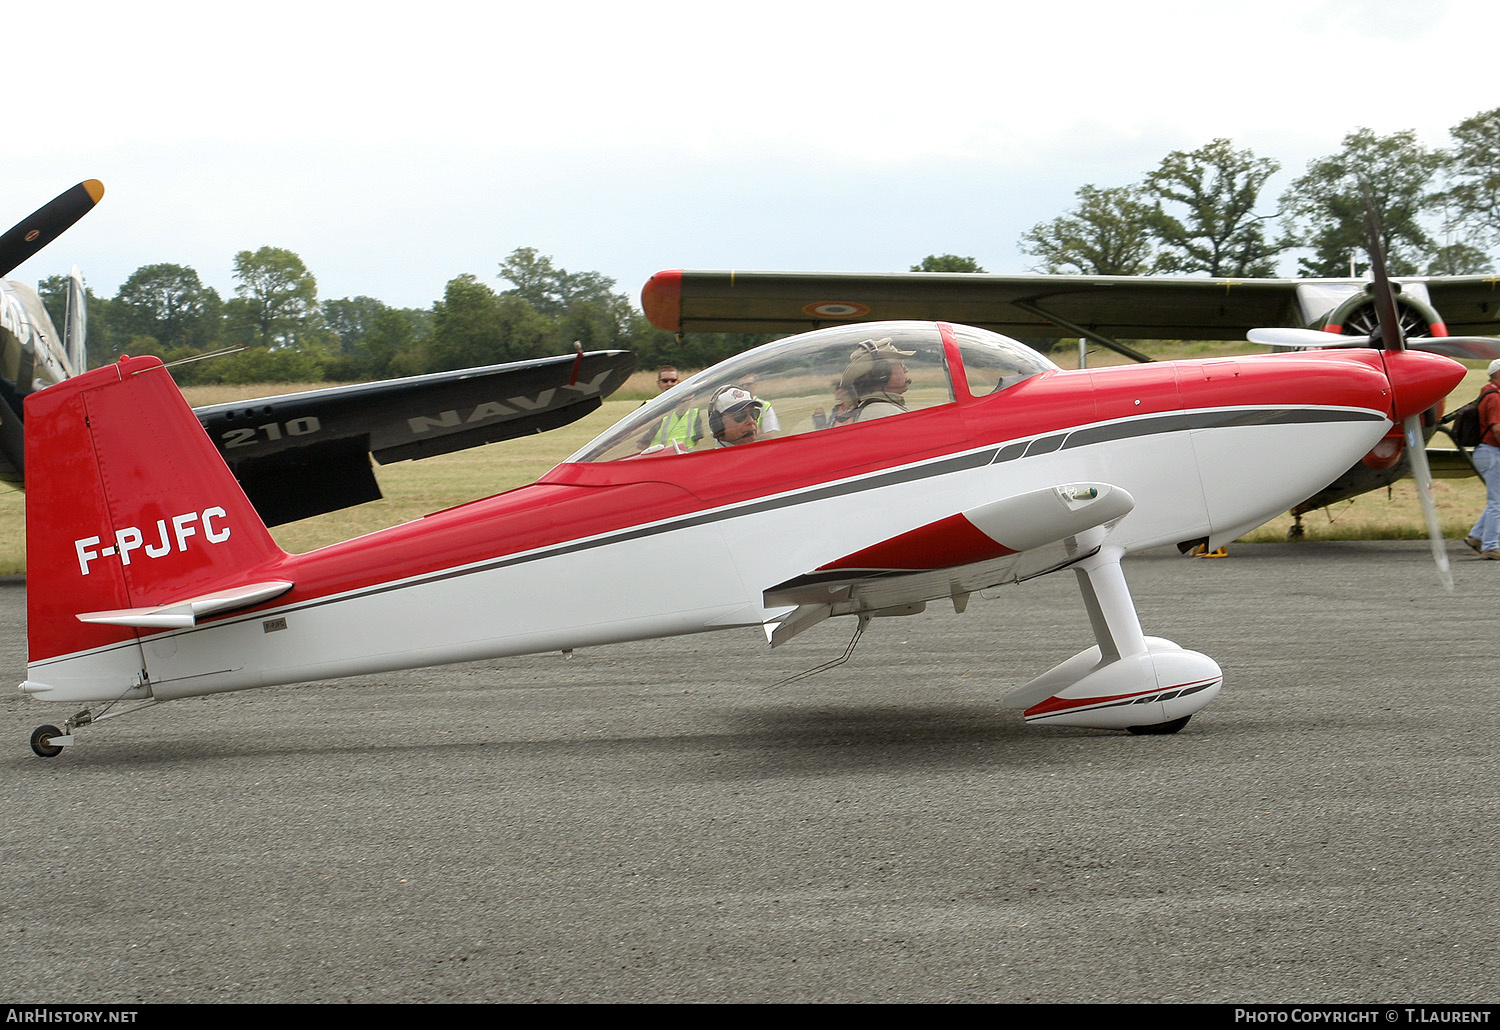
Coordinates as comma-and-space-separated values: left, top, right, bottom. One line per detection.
841, 337, 915, 391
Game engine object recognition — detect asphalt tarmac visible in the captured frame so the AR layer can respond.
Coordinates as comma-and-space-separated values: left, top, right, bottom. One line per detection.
1, 541, 1495, 1004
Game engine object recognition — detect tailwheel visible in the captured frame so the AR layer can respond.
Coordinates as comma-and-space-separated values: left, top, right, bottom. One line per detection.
1126, 715, 1192, 736
30, 725, 65, 758
23, 701, 160, 756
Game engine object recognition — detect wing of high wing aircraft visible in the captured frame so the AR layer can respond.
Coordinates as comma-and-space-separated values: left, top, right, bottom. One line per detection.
641, 268, 1500, 527
640, 267, 1500, 345
0, 181, 637, 524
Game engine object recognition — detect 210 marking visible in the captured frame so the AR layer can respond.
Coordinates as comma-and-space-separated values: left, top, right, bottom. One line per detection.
221, 416, 322, 448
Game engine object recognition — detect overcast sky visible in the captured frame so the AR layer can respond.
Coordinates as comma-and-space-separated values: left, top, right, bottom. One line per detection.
7, 0, 1497, 313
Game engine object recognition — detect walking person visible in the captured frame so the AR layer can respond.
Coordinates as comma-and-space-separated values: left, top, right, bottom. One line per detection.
1465, 358, 1500, 560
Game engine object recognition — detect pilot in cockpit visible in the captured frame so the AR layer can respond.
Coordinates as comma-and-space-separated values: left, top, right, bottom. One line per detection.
841, 338, 915, 421
706, 386, 764, 447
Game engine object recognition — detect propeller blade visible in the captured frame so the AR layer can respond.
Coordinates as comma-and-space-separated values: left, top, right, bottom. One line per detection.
0, 180, 104, 278
1246, 327, 1372, 349
1360, 186, 1405, 353
1407, 336, 1500, 361
1404, 413, 1454, 592
1362, 185, 1453, 589
1247, 328, 1500, 360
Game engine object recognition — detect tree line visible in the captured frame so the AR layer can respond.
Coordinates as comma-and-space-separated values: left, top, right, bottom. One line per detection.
38, 245, 702, 386
40, 106, 1500, 385
1017, 107, 1500, 279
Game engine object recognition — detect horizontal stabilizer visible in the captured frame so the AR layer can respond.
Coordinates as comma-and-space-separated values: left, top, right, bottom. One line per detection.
77, 580, 293, 629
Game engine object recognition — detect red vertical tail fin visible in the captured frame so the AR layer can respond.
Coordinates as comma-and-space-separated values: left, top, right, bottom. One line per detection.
25, 356, 290, 666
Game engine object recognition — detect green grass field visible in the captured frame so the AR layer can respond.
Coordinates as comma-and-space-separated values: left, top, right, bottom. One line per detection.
0, 351, 1490, 574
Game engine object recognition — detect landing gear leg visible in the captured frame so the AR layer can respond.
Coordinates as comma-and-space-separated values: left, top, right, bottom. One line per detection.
27, 699, 162, 758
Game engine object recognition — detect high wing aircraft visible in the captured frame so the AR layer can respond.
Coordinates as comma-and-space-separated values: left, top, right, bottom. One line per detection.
640, 267, 1500, 530
1, 182, 636, 524
19, 299, 1463, 755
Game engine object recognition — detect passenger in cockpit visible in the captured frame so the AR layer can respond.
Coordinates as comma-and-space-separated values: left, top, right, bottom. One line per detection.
841, 338, 915, 421
813, 383, 859, 430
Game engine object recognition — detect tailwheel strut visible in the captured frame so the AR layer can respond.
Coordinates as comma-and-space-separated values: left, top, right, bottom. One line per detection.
28, 699, 162, 758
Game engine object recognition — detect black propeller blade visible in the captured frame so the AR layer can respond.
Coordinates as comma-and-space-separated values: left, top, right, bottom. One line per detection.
0, 180, 104, 278
1361, 194, 1404, 354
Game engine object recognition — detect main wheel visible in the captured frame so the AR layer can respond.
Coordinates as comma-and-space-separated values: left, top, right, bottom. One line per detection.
30, 725, 64, 758
1127, 715, 1191, 736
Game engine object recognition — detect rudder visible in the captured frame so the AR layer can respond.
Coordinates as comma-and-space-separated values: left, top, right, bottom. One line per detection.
25, 356, 289, 670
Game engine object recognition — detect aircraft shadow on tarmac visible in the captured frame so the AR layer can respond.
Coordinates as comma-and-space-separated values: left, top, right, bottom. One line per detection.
1, 691, 1190, 778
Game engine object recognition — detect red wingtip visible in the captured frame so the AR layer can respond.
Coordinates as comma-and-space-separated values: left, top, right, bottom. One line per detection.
641, 269, 683, 331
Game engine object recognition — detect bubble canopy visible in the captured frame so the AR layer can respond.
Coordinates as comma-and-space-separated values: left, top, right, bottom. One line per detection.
567, 321, 1060, 464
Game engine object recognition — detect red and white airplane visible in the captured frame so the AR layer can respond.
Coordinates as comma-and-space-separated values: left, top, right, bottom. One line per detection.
19, 315, 1463, 755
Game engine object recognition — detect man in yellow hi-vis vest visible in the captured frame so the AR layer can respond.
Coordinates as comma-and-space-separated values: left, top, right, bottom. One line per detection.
637, 366, 704, 449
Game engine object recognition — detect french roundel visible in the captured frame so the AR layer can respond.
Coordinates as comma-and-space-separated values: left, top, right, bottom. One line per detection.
802, 301, 871, 319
